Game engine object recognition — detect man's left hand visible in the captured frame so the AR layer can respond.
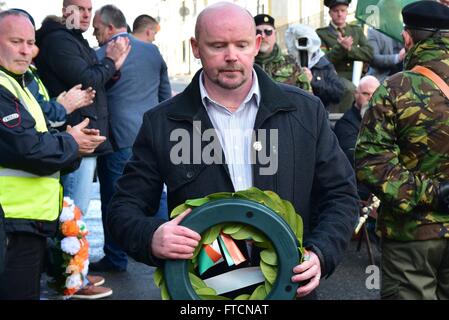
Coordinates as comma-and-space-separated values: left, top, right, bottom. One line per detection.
291, 250, 321, 298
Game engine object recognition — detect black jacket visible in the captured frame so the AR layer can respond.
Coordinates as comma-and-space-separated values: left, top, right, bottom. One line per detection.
333, 104, 361, 167
334, 105, 370, 200
310, 56, 345, 109
35, 18, 114, 155
108, 66, 359, 278
0, 72, 80, 237
0, 204, 5, 274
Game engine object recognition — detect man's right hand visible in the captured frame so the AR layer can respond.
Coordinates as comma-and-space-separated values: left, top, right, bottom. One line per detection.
105, 36, 131, 70
66, 118, 106, 155
56, 84, 96, 114
338, 35, 353, 51
151, 208, 201, 260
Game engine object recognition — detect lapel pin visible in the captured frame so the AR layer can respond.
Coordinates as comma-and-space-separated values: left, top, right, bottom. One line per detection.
253, 141, 263, 152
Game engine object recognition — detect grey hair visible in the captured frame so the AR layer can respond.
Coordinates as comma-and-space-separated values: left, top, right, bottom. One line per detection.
96, 5, 127, 29
0, 9, 31, 24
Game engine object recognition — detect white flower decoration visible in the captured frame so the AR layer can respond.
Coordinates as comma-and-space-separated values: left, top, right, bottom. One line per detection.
59, 207, 75, 223
65, 273, 83, 290
61, 237, 81, 255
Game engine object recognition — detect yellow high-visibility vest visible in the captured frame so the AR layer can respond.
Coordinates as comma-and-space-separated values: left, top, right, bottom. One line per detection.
29, 65, 50, 101
0, 70, 61, 221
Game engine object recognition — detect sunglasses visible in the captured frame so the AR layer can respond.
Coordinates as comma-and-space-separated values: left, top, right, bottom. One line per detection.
256, 29, 274, 36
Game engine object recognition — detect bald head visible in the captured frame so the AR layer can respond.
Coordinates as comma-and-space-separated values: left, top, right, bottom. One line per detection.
190, 2, 261, 98
355, 76, 380, 110
195, 2, 255, 40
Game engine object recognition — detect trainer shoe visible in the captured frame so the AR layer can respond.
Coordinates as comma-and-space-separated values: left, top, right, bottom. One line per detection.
71, 285, 113, 300
86, 275, 105, 287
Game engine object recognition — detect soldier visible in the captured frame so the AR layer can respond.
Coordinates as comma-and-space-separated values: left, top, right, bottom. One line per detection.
317, 0, 373, 113
355, 1, 449, 300
254, 14, 311, 92
317, 0, 373, 81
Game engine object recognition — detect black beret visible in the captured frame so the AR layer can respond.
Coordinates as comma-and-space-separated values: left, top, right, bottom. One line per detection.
254, 14, 275, 28
402, 1, 449, 31
324, 0, 351, 8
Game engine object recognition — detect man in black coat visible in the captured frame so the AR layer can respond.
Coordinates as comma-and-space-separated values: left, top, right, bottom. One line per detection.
34, 0, 130, 215
108, 2, 359, 299
334, 75, 380, 168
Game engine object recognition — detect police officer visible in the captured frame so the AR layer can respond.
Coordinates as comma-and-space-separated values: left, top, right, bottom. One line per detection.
0, 10, 106, 300
254, 14, 311, 92
356, 1, 449, 300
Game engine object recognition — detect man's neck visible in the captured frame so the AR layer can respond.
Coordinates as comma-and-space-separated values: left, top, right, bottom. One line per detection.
132, 32, 146, 42
202, 75, 254, 113
331, 21, 346, 29
110, 29, 128, 40
0, 66, 28, 88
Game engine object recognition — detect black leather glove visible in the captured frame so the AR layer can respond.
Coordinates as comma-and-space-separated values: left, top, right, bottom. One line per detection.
437, 181, 449, 213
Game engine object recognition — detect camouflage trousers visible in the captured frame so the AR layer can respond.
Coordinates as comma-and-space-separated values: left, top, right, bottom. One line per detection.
381, 238, 449, 300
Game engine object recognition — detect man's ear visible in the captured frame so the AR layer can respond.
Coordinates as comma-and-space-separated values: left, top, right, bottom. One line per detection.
190, 37, 200, 59
402, 30, 414, 50
254, 34, 262, 54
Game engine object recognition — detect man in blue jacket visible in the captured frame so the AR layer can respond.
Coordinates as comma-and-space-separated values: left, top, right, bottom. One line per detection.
107, 2, 358, 299
90, 5, 172, 273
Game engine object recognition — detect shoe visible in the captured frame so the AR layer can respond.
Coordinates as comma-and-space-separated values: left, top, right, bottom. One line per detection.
86, 275, 105, 287
89, 258, 126, 273
71, 285, 113, 300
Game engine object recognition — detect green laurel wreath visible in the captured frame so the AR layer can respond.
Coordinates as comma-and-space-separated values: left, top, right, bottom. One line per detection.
154, 187, 304, 300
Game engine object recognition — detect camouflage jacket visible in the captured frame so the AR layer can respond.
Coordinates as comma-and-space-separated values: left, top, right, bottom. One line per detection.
316, 24, 373, 81
355, 36, 449, 241
255, 44, 311, 92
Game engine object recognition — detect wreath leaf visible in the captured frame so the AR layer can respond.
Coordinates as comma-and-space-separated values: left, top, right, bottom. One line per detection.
260, 249, 277, 266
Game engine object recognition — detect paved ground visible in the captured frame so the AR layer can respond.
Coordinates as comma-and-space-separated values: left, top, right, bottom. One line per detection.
41, 182, 381, 300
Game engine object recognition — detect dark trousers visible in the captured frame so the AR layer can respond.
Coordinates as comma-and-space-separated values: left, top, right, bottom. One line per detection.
382, 238, 449, 300
0, 233, 47, 300
97, 147, 168, 269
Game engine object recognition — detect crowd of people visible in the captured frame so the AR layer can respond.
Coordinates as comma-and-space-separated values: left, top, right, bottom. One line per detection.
0, 0, 448, 301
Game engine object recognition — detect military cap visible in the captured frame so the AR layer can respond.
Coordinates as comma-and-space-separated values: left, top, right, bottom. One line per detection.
402, 1, 449, 31
254, 14, 275, 28
324, 0, 351, 8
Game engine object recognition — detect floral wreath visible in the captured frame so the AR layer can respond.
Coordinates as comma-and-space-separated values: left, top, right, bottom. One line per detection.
154, 188, 304, 300
48, 197, 89, 298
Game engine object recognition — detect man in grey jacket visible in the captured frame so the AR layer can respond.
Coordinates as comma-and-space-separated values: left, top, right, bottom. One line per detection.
90, 5, 172, 273
367, 28, 405, 82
